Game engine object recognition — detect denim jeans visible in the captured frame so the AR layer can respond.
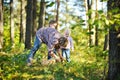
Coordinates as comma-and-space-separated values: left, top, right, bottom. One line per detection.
27, 36, 42, 63
62, 49, 70, 62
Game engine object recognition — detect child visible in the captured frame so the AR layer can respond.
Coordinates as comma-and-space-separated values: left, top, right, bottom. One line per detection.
27, 20, 68, 66
61, 28, 74, 62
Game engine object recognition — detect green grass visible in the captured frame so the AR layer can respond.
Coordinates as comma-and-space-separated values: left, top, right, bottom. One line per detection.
0, 45, 108, 80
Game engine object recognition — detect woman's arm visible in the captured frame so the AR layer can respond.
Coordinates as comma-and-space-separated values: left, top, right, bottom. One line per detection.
49, 51, 61, 62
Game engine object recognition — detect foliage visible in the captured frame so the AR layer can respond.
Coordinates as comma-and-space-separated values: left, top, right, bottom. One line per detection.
106, 10, 120, 31
87, 9, 120, 34
0, 24, 108, 80
0, 48, 108, 80
0, 1, 110, 80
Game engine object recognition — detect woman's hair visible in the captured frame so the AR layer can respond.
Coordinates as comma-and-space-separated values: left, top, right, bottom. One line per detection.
58, 36, 68, 47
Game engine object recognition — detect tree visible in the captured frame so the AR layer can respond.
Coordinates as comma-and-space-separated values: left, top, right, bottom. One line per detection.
25, 0, 33, 49
94, 0, 98, 46
107, 0, 120, 80
91, 0, 97, 46
103, 34, 109, 51
87, 0, 99, 46
38, 0, 46, 29
32, 0, 37, 40
20, 0, 26, 43
84, 0, 88, 27
10, 0, 14, 47
55, 0, 60, 30
0, 0, 3, 50
87, 0, 92, 46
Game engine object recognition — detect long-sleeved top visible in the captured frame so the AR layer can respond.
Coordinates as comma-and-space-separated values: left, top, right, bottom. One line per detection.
36, 27, 61, 51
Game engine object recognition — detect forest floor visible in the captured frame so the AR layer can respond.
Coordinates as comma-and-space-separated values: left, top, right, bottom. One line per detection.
0, 46, 108, 80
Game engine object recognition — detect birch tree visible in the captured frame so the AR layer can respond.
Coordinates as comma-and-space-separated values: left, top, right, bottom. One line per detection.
0, 0, 3, 49
20, 0, 26, 43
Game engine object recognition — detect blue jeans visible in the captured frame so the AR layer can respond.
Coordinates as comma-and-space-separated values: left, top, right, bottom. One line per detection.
62, 49, 70, 62
27, 36, 42, 63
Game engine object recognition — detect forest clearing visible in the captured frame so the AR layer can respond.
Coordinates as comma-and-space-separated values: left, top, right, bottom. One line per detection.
0, 0, 120, 80
0, 43, 108, 80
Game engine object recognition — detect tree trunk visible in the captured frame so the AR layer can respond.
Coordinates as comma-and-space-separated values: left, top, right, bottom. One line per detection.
108, 30, 120, 80
0, 0, 3, 50
10, 0, 14, 47
95, 0, 98, 46
32, 0, 37, 40
38, 0, 46, 29
103, 34, 109, 51
84, 0, 88, 28
20, 0, 25, 43
91, 0, 96, 46
56, 0, 60, 30
107, 0, 120, 80
65, 0, 68, 27
87, 0, 92, 46
25, 0, 33, 49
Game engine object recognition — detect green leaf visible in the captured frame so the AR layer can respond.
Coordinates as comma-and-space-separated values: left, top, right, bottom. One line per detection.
98, 10, 104, 14
86, 31, 94, 35
87, 9, 93, 16
109, 20, 114, 24
93, 19, 99, 26
105, 19, 109, 25
115, 25, 120, 31
46, 2, 55, 7
87, 19, 93, 25
99, 20, 104, 27
113, 14, 120, 19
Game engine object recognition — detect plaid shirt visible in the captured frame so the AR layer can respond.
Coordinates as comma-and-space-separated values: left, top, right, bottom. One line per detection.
36, 27, 61, 51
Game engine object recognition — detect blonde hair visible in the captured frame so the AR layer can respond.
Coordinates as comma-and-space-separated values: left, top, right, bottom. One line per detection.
64, 28, 71, 36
